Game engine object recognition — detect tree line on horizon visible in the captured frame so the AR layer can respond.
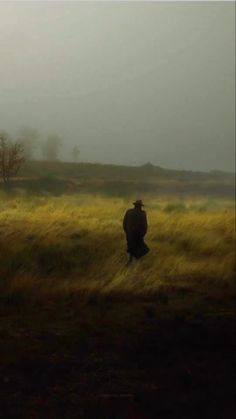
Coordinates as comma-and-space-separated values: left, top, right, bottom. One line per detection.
1, 126, 80, 163
0, 126, 80, 183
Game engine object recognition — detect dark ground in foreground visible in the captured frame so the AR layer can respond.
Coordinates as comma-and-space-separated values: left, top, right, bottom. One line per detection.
0, 298, 235, 419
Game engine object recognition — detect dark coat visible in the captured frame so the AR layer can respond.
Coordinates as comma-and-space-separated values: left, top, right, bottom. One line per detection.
123, 208, 149, 259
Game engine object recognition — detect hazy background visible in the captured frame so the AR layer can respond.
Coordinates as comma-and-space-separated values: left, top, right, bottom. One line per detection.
0, 1, 235, 171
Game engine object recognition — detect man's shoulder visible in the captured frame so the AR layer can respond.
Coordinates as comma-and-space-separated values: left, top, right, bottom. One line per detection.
126, 208, 146, 215
126, 208, 134, 214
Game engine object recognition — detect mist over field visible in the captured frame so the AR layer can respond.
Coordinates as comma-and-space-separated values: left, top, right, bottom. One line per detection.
0, 1, 235, 171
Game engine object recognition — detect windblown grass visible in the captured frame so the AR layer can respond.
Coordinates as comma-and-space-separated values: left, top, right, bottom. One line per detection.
1, 191, 235, 419
0, 193, 235, 309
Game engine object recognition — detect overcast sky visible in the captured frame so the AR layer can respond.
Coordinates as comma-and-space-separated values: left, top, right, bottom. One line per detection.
0, 1, 235, 171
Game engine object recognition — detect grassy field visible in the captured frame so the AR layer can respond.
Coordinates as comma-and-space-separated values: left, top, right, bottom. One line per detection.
0, 193, 235, 304
0, 189, 235, 418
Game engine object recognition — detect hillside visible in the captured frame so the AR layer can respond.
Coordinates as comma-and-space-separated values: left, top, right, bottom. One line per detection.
20, 160, 234, 181
8, 160, 234, 198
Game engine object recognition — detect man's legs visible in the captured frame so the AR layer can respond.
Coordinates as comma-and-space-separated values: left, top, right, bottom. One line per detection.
126, 234, 136, 265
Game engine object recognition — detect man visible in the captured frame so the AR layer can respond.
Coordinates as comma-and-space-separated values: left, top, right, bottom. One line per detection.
123, 199, 150, 264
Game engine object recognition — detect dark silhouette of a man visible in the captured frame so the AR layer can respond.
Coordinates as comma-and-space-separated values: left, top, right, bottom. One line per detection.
123, 199, 150, 264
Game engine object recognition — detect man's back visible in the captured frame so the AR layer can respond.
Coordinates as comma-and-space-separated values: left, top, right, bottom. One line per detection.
123, 207, 148, 237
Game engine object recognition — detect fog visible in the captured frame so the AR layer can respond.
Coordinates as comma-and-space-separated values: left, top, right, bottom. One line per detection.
0, 1, 235, 171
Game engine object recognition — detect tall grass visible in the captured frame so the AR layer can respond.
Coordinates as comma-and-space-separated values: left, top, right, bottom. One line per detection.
0, 193, 235, 305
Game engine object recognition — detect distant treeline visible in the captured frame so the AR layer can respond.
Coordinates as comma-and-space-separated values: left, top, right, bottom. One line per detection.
1, 126, 80, 162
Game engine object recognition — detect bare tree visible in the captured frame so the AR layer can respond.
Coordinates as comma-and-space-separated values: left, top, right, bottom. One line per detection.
42, 135, 62, 161
0, 132, 25, 183
72, 146, 80, 162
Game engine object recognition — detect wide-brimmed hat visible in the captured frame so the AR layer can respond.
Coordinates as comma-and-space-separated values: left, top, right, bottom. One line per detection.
133, 199, 144, 207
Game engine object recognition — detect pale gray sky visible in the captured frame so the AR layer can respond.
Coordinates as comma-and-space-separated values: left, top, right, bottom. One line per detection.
0, 1, 235, 171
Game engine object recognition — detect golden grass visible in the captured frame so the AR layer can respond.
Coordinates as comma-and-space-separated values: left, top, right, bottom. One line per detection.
0, 193, 235, 304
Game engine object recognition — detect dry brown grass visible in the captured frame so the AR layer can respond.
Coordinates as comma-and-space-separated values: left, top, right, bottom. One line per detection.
0, 192, 235, 419
0, 192, 235, 308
